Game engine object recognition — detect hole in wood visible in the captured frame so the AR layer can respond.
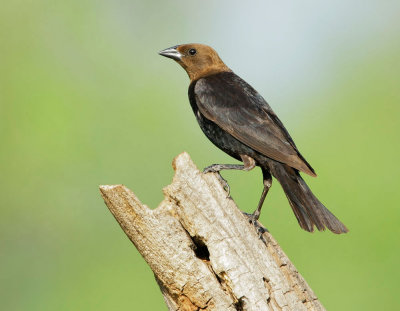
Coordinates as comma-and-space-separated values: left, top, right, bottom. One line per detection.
234, 296, 245, 311
192, 236, 210, 261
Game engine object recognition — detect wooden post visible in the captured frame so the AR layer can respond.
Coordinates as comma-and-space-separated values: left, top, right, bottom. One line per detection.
99, 152, 325, 311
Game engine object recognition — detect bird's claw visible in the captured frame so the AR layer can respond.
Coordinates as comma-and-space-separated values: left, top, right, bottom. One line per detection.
243, 212, 258, 225
222, 180, 231, 198
215, 172, 231, 198
242, 212, 269, 238
203, 167, 231, 198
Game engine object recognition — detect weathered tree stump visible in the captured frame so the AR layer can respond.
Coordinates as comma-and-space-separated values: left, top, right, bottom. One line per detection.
100, 152, 325, 311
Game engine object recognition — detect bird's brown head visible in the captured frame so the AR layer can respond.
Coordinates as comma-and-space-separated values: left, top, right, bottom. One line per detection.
159, 43, 230, 81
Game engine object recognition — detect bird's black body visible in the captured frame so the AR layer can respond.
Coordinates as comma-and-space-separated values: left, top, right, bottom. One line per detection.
188, 72, 347, 233
189, 78, 252, 162
188, 72, 301, 166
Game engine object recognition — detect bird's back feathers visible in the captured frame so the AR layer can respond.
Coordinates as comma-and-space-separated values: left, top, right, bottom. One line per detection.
194, 72, 316, 176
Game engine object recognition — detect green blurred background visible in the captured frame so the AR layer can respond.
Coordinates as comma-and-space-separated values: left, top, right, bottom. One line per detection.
1, 1, 399, 310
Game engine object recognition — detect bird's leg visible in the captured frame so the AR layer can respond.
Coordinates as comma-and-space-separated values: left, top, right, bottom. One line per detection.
203, 155, 256, 197
244, 169, 272, 229
252, 171, 272, 220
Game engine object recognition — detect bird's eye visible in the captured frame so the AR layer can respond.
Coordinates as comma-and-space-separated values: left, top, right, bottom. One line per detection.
189, 48, 197, 55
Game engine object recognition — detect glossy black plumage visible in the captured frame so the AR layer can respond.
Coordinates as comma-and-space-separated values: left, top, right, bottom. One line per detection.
193, 72, 315, 176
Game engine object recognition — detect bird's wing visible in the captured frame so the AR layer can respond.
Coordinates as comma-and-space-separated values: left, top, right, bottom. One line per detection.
194, 72, 316, 176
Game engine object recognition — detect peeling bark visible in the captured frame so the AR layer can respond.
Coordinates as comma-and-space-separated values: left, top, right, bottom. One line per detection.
100, 152, 326, 311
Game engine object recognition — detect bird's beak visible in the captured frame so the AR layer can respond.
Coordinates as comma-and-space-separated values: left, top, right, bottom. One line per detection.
159, 46, 182, 61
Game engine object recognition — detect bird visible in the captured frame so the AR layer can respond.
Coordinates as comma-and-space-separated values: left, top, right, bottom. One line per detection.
159, 43, 348, 234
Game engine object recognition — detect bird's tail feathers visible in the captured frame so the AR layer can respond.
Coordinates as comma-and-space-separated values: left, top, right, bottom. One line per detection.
267, 161, 348, 234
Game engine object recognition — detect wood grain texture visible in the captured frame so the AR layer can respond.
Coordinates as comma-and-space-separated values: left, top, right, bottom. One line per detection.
100, 152, 326, 311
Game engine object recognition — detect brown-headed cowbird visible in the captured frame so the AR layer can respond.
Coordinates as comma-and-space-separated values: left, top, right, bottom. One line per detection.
159, 43, 348, 234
